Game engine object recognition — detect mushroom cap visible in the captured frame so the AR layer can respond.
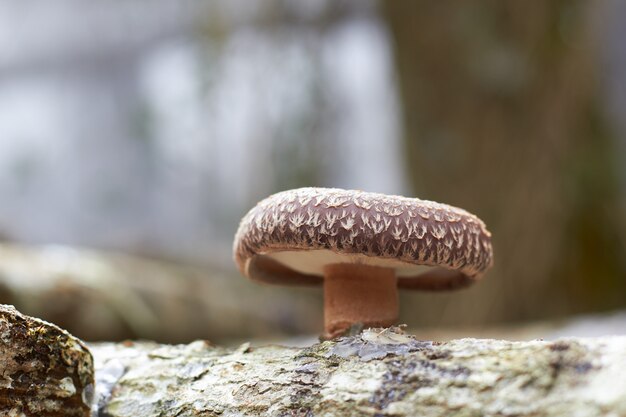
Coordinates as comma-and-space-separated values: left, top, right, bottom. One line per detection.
233, 187, 493, 291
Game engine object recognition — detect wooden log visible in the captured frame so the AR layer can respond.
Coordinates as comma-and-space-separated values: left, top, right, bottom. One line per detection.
0, 304, 93, 417
90, 328, 626, 416
3, 304, 625, 416
0, 243, 321, 343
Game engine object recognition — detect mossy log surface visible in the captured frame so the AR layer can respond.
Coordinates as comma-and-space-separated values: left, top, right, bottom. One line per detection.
91, 328, 626, 417
0, 304, 94, 417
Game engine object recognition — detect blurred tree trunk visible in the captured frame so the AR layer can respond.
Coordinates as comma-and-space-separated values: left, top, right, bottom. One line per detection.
382, 2, 626, 327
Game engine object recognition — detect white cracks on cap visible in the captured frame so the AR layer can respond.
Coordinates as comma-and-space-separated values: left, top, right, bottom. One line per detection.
340, 217, 356, 231
430, 223, 447, 240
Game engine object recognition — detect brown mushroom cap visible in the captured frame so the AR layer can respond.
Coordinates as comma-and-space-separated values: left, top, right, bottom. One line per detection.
233, 187, 493, 290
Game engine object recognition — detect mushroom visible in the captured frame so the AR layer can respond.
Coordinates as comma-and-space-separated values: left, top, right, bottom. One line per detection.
233, 187, 493, 339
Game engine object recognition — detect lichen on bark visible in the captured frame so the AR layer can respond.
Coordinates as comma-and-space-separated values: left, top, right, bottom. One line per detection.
91, 327, 626, 417
1, 304, 624, 417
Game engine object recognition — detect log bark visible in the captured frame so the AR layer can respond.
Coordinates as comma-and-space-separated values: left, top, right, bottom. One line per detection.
90, 328, 626, 416
2, 304, 625, 416
0, 243, 321, 343
0, 304, 93, 417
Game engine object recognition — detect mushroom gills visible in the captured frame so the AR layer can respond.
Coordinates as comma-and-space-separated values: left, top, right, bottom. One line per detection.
266, 249, 434, 277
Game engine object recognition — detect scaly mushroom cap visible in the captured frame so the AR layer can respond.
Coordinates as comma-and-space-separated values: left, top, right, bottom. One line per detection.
234, 187, 493, 290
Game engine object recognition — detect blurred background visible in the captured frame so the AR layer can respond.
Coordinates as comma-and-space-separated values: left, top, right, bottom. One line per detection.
1, 0, 625, 344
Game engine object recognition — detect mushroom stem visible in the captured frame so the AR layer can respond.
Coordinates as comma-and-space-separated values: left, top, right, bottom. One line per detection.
323, 263, 398, 339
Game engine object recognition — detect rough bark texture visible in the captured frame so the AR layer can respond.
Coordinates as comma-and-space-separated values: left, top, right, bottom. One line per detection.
91, 328, 626, 417
0, 304, 94, 417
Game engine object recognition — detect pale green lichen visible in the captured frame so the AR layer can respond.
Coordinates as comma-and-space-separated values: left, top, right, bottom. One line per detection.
91, 328, 626, 416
